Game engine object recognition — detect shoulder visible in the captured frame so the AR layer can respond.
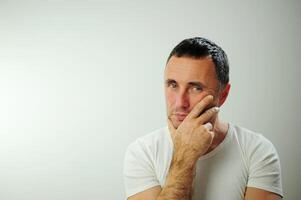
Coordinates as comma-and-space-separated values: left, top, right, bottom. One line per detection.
231, 124, 277, 155
230, 124, 282, 177
231, 124, 283, 196
125, 127, 171, 164
123, 127, 170, 197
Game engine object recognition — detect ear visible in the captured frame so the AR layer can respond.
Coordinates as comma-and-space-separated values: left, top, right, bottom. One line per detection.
218, 83, 231, 107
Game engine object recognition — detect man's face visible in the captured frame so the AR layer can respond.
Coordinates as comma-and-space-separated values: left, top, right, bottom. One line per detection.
164, 56, 225, 128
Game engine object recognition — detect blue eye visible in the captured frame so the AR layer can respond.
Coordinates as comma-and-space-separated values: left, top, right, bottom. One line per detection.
192, 86, 202, 91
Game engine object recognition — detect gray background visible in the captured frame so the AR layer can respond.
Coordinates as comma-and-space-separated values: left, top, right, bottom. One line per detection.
0, 0, 300, 199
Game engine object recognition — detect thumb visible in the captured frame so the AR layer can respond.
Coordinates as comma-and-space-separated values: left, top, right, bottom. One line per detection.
208, 131, 215, 142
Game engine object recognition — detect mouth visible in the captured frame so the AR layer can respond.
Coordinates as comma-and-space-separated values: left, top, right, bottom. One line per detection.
174, 113, 188, 121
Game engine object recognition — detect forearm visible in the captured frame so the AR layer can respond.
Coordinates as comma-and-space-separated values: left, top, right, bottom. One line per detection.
157, 149, 197, 200
155, 100, 216, 200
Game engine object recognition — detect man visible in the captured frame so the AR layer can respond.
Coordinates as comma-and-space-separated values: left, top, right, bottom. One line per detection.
123, 37, 283, 200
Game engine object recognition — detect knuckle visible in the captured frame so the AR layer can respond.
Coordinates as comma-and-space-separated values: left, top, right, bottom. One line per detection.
206, 108, 215, 115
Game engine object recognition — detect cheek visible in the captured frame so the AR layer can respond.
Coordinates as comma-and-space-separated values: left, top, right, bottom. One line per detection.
165, 91, 176, 107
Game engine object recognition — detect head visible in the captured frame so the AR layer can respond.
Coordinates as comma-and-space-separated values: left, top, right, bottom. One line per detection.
164, 37, 231, 128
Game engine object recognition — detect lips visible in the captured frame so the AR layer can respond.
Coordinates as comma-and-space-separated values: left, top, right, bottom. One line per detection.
174, 113, 188, 121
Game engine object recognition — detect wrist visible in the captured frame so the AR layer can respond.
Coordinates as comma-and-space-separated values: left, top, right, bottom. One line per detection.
173, 147, 199, 167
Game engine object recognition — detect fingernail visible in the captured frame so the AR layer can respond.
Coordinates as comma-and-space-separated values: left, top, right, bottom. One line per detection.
204, 122, 213, 130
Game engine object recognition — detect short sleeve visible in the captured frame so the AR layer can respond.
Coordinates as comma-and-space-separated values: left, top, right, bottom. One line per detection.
123, 140, 160, 198
247, 135, 283, 197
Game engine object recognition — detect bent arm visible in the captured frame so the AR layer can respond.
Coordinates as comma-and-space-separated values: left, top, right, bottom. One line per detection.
126, 98, 217, 200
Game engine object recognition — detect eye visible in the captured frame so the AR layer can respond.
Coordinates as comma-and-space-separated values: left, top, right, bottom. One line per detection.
169, 82, 177, 88
191, 85, 203, 92
166, 80, 178, 89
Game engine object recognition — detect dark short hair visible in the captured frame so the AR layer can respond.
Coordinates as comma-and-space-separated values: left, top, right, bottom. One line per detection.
167, 37, 229, 87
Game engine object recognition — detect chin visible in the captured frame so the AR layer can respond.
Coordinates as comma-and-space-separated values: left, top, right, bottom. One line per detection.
168, 114, 182, 129
172, 119, 182, 129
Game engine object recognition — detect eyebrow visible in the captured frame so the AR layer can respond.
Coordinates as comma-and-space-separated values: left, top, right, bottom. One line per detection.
188, 81, 205, 88
165, 79, 176, 84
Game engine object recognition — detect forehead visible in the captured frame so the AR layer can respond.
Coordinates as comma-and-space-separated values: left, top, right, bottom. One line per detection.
164, 56, 217, 83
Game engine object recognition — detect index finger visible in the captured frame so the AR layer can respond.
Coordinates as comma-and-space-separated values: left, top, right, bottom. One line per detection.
187, 95, 214, 119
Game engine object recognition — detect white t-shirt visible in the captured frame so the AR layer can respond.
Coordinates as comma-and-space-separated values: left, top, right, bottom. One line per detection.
123, 124, 283, 199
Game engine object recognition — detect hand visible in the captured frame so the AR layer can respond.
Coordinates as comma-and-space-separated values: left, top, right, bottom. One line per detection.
168, 95, 219, 163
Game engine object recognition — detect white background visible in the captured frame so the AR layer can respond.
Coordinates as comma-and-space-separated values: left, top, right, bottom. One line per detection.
0, 0, 300, 199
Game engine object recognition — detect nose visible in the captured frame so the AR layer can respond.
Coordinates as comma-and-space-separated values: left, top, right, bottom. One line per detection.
175, 89, 190, 110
